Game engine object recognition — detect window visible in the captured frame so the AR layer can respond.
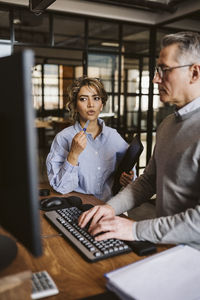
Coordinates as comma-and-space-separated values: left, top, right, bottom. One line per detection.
14, 10, 50, 45
54, 15, 85, 49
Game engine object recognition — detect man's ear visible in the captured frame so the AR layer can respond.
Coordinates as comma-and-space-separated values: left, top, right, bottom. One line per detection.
190, 64, 200, 83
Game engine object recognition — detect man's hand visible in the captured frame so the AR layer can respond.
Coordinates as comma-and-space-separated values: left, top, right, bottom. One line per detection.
88, 216, 134, 241
67, 131, 87, 166
78, 204, 115, 229
119, 170, 134, 187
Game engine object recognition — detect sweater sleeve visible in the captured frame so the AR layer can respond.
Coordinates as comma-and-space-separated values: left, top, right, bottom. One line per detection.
107, 152, 157, 215
134, 203, 200, 250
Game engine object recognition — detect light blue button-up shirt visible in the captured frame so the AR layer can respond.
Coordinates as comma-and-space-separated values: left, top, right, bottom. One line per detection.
46, 118, 136, 202
175, 97, 200, 117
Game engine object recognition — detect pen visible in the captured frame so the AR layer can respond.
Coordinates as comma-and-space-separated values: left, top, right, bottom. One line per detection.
83, 120, 90, 132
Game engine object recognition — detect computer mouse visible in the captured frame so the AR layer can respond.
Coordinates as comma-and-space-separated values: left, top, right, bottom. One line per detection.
39, 196, 83, 211
46, 199, 62, 208
40, 197, 67, 211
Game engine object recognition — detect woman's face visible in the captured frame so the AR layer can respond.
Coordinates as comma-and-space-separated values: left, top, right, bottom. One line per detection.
76, 85, 103, 123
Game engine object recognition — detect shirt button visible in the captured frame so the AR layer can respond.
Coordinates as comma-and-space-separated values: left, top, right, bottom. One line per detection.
97, 167, 101, 170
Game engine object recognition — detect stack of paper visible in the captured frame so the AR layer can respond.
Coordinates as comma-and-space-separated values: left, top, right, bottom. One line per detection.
105, 245, 200, 300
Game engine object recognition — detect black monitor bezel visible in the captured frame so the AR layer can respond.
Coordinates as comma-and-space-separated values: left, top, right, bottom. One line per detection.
0, 50, 42, 266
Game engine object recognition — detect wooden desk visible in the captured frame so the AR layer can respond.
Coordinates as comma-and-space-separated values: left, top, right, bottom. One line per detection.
0, 188, 169, 299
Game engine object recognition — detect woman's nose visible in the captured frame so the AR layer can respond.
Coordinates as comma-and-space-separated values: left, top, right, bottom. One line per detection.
87, 98, 94, 107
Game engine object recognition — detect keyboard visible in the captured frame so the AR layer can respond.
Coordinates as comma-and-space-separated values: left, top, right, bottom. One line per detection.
31, 270, 59, 299
45, 206, 131, 262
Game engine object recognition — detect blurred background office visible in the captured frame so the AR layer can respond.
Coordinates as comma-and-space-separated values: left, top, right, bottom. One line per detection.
0, 0, 199, 183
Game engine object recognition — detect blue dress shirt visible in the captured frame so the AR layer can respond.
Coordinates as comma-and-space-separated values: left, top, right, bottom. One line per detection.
46, 118, 136, 202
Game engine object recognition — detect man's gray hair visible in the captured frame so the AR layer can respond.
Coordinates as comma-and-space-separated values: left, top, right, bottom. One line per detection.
161, 31, 200, 63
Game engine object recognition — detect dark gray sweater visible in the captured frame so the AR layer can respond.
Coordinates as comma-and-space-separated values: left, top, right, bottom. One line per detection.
108, 104, 200, 249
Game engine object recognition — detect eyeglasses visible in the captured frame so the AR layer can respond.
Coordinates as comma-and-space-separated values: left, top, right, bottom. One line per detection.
155, 64, 193, 79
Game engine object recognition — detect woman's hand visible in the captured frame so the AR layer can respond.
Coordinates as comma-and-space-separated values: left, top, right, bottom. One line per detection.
67, 131, 87, 165
119, 170, 134, 187
78, 204, 115, 229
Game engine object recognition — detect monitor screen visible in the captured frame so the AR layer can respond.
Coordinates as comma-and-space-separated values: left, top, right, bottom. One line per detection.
0, 50, 42, 270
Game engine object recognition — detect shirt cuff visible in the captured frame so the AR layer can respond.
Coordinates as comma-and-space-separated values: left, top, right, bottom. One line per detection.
133, 166, 137, 181
132, 222, 139, 241
63, 160, 78, 173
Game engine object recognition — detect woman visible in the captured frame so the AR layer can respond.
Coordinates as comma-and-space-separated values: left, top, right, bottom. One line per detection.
46, 77, 136, 202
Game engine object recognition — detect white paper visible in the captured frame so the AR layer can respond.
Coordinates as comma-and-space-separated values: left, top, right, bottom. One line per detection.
105, 245, 200, 300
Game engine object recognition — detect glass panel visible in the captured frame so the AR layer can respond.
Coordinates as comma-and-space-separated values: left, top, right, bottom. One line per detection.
122, 24, 149, 55
0, 9, 11, 57
114, 95, 119, 116
126, 111, 138, 130
75, 66, 83, 77
30, 47, 83, 113
120, 94, 124, 117
141, 70, 149, 94
88, 52, 118, 94
14, 11, 49, 44
139, 132, 147, 170
139, 128, 163, 174
61, 65, 74, 109
44, 64, 59, 110
126, 96, 138, 113
0, 10, 10, 40
88, 20, 118, 51
0, 42, 11, 57
88, 53, 120, 116
32, 64, 42, 110
127, 68, 139, 93
141, 96, 148, 131
123, 56, 140, 95
54, 15, 85, 49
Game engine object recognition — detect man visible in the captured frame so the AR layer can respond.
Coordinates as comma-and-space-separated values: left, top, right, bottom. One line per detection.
79, 31, 200, 249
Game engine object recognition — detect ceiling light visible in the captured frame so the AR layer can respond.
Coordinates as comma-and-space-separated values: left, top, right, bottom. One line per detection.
101, 42, 119, 47
13, 18, 21, 25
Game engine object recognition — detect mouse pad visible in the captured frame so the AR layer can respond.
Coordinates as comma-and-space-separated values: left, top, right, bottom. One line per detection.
40, 196, 82, 211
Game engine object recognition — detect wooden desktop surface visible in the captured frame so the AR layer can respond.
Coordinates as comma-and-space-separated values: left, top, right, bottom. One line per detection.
0, 187, 170, 299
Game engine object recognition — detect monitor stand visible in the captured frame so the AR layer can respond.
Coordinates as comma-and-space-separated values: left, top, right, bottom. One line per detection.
0, 234, 18, 271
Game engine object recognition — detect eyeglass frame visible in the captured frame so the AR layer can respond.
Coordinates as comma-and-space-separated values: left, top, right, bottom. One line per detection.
155, 64, 193, 79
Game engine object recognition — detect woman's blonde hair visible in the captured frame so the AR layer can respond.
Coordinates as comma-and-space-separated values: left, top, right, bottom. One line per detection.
66, 76, 108, 121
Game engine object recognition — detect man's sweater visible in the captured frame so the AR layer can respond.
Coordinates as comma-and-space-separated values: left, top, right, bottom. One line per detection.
108, 106, 200, 249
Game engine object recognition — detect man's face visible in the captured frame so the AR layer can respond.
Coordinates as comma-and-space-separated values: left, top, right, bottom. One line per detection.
153, 43, 191, 108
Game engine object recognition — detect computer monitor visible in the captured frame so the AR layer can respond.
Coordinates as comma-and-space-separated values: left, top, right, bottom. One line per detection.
0, 50, 42, 270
